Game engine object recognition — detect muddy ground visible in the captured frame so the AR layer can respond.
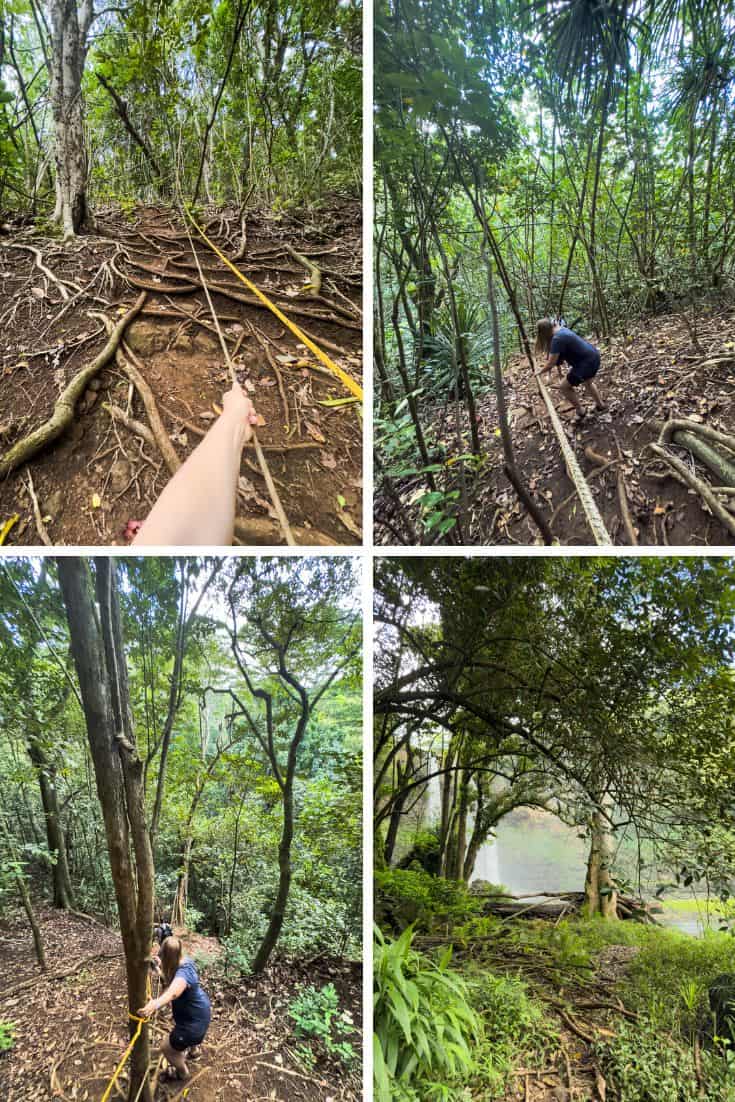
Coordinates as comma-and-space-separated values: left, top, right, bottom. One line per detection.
0, 201, 362, 546
0, 907, 362, 1101
375, 304, 735, 546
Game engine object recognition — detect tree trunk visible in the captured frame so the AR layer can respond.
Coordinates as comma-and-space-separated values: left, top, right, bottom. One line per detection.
49, 0, 93, 238
582, 802, 617, 919
26, 731, 74, 909
171, 835, 193, 929
251, 776, 294, 973
57, 557, 154, 1102
0, 815, 46, 970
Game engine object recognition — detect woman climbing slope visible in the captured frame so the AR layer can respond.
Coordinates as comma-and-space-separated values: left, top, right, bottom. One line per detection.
535, 318, 606, 420
138, 935, 212, 1081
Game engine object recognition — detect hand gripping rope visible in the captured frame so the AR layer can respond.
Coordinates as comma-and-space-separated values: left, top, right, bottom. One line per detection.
176, 200, 296, 545
533, 372, 612, 546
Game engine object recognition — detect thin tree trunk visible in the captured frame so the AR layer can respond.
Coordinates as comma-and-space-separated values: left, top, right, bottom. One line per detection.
0, 815, 47, 970
27, 731, 74, 909
192, 0, 251, 204
57, 557, 155, 1102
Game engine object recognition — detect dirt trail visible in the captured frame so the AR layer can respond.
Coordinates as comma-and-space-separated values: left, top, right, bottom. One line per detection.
0, 908, 362, 1101
0, 201, 362, 546
375, 306, 735, 546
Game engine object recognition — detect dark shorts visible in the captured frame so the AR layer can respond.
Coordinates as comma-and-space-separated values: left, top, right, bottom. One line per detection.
567, 354, 600, 387
169, 1024, 208, 1051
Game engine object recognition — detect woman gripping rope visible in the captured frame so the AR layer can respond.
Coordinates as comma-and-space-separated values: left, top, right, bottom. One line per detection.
535, 318, 606, 420
138, 935, 212, 1082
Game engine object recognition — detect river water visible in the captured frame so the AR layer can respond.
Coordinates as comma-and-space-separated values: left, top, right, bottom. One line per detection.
424, 773, 706, 936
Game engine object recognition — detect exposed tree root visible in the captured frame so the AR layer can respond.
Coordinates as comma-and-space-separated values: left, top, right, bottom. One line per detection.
4, 242, 75, 300
646, 443, 735, 537
116, 341, 182, 476
109, 346, 336, 546
614, 436, 638, 546
285, 243, 322, 293
0, 293, 147, 479
653, 419, 735, 486
26, 470, 52, 545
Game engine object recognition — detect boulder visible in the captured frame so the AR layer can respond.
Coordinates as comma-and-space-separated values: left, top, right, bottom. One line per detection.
469, 879, 497, 895
126, 320, 170, 356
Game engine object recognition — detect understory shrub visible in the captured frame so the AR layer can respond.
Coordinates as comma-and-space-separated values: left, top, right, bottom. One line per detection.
373, 924, 481, 1101
289, 982, 356, 1067
223, 883, 357, 973
374, 867, 481, 933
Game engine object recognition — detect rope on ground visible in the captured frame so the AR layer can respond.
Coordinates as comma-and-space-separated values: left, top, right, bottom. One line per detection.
100, 976, 152, 1102
100, 1013, 147, 1102
533, 373, 612, 545
176, 200, 296, 546
183, 207, 363, 401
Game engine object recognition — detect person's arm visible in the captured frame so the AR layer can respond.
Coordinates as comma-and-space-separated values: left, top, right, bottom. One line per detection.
536, 352, 559, 376
132, 383, 259, 546
138, 975, 187, 1018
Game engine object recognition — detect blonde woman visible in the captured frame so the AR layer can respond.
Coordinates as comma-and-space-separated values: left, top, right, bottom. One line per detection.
138, 935, 212, 1081
535, 318, 606, 420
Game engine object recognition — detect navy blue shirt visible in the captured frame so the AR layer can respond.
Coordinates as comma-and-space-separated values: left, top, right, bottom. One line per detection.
172, 958, 211, 1033
550, 327, 599, 374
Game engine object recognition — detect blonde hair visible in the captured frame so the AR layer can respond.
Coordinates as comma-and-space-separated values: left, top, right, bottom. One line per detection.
535, 318, 555, 355
159, 936, 183, 985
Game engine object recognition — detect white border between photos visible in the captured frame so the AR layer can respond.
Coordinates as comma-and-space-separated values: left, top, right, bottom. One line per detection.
362, 0, 374, 1093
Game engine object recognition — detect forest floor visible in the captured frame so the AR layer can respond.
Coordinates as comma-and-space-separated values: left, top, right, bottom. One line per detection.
0, 200, 362, 546
0, 906, 362, 1101
416, 911, 734, 1102
376, 304, 735, 545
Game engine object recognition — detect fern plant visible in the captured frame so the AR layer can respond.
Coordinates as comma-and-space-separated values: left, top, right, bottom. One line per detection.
373, 924, 481, 1101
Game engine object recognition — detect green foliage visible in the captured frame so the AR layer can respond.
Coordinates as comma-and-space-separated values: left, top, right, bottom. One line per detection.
289, 983, 356, 1067
374, 867, 482, 933
595, 1019, 702, 1102
373, 925, 481, 1101
0, 1020, 16, 1053
466, 969, 558, 1094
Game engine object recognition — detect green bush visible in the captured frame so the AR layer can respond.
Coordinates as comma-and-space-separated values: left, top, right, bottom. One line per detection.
289, 982, 356, 1067
373, 924, 481, 1101
374, 867, 481, 933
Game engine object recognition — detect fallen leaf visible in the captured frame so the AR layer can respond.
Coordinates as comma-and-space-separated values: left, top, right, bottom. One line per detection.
305, 422, 326, 443
320, 451, 338, 469
336, 511, 361, 538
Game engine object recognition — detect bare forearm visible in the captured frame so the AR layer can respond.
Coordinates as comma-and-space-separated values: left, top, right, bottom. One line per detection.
133, 412, 247, 546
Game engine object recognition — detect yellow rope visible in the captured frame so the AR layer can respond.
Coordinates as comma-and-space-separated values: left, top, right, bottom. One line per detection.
100, 976, 152, 1102
534, 372, 612, 545
177, 202, 296, 545
183, 208, 363, 401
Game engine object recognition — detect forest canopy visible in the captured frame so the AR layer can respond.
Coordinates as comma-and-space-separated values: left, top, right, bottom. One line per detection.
1, 0, 361, 232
